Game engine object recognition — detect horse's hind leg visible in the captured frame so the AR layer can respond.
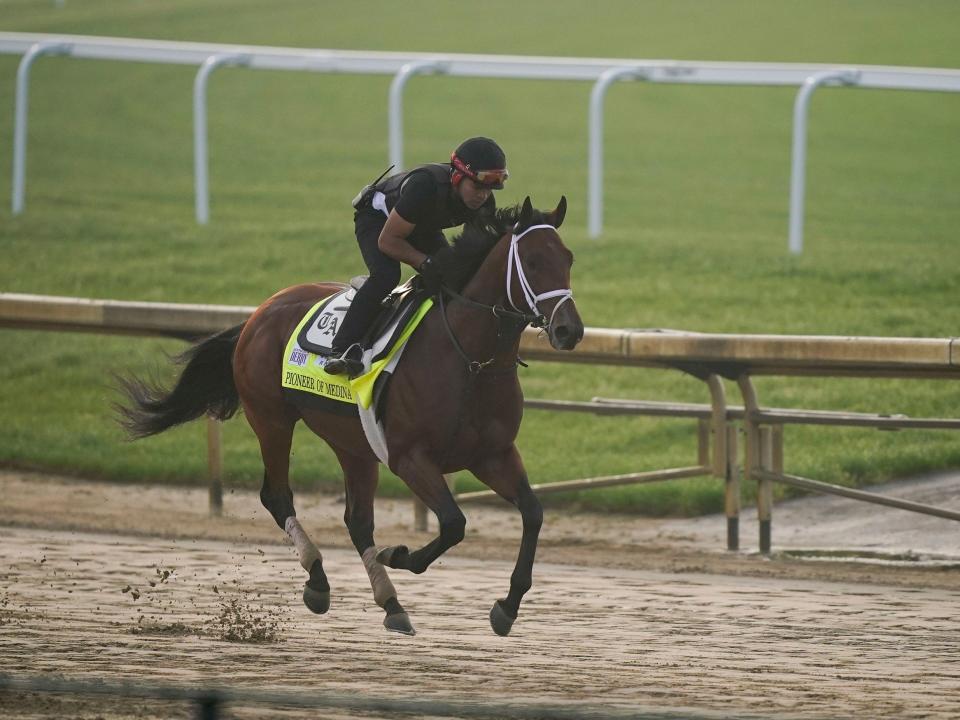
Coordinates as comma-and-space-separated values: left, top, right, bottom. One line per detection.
249, 411, 331, 615
333, 447, 415, 636
468, 445, 542, 637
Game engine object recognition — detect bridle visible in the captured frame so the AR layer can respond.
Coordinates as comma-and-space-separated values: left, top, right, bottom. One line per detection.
506, 223, 575, 331
439, 223, 574, 374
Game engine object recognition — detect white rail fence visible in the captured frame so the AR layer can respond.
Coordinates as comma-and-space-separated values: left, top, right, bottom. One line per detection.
3, 33, 960, 250
2, 292, 959, 554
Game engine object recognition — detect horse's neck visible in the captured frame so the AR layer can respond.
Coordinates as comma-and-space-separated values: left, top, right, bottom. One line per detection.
447, 234, 520, 364
461, 234, 510, 306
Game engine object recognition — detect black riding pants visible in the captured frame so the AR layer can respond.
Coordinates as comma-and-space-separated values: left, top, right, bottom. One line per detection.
330, 210, 446, 350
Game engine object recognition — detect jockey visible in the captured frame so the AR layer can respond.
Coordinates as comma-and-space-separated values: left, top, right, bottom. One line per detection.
324, 136, 509, 377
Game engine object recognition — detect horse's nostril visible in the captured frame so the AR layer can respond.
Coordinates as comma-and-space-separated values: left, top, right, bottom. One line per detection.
555, 326, 569, 341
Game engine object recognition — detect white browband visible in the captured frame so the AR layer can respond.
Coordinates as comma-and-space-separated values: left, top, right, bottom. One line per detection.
506, 224, 574, 328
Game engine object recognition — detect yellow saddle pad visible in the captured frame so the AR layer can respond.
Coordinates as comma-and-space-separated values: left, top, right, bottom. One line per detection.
281, 294, 433, 411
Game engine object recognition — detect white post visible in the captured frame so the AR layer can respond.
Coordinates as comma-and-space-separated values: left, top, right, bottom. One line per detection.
588, 66, 648, 238
193, 53, 251, 225
388, 61, 446, 172
788, 69, 860, 254
12, 41, 71, 215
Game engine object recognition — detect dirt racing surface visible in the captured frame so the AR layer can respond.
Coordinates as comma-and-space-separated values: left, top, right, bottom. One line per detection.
1, 469, 959, 719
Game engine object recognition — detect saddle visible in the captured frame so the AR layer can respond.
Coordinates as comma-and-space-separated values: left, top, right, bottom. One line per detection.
297, 276, 425, 358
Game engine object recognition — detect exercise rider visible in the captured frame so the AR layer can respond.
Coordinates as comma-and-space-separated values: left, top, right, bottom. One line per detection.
324, 136, 509, 377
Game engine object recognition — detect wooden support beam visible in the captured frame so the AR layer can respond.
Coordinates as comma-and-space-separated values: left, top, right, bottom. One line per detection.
757, 470, 960, 523
725, 423, 740, 552
758, 427, 774, 554
207, 417, 223, 517
456, 465, 708, 503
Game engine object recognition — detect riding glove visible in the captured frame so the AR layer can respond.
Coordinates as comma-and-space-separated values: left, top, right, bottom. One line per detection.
418, 255, 444, 294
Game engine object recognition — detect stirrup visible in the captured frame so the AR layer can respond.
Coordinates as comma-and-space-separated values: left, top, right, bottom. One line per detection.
324, 344, 364, 377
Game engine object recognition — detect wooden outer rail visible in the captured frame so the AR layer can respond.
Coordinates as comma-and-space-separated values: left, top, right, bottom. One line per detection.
3, 294, 958, 377
0, 292, 255, 339
519, 327, 960, 378
3, 293, 959, 549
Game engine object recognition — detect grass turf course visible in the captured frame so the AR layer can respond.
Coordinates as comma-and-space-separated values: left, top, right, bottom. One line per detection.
1, 1, 959, 515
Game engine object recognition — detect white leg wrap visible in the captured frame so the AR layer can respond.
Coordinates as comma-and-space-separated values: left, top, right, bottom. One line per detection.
362, 546, 397, 608
284, 517, 322, 573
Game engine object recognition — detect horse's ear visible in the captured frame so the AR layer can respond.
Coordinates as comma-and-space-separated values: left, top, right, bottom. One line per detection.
547, 196, 567, 229
517, 196, 534, 230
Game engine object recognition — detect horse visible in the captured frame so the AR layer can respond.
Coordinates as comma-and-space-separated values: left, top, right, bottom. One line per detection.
117, 196, 583, 636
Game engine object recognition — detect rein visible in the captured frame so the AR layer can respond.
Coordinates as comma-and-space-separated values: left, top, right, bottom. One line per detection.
435, 286, 528, 472
437, 288, 530, 374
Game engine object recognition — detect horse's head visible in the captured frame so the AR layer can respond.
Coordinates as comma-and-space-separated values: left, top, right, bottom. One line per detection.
508, 196, 584, 351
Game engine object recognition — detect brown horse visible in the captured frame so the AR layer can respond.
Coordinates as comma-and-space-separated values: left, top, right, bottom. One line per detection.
118, 196, 583, 636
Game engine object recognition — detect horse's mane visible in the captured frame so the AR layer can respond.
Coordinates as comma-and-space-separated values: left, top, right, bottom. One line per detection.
444, 204, 551, 291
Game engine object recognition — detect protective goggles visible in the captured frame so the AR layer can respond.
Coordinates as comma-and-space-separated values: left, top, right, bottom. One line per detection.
451, 153, 509, 188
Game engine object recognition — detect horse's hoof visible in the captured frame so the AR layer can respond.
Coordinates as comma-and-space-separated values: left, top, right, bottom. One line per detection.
384, 611, 416, 636
303, 584, 330, 614
489, 600, 516, 637
376, 545, 408, 568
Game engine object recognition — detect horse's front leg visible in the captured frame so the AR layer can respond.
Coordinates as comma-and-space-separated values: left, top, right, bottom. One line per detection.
376, 448, 466, 575
469, 445, 542, 636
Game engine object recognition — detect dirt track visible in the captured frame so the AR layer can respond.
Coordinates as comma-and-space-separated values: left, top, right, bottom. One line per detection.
1, 470, 959, 719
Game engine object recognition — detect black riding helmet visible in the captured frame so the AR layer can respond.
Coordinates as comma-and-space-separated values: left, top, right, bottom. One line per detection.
450, 137, 508, 189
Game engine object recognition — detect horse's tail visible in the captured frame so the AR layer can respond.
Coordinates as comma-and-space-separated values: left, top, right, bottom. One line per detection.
116, 323, 245, 439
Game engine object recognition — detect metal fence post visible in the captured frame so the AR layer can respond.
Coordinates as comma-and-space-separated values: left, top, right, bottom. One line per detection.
388, 61, 446, 172
195, 691, 223, 720
587, 65, 648, 238
11, 41, 71, 215
413, 496, 428, 532
787, 69, 860, 254
193, 53, 251, 225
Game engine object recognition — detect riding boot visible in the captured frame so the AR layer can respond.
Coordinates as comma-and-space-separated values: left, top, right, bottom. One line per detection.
324, 291, 383, 377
